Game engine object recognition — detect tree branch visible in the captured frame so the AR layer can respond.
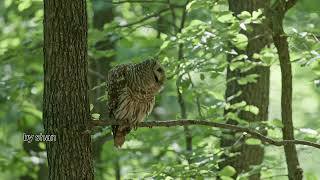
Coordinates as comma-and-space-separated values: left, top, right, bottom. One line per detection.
116, 8, 170, 28
271, 0, 302, 179
90, 119, 320, 150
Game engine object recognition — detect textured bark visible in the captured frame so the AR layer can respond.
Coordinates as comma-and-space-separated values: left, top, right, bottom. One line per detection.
221, 0, 271, 179
271, 1, 302, 179
43, 0, 93, 179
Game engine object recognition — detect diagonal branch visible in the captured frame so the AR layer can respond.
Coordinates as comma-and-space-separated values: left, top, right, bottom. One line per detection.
90, 119, 320, 150
116, 8, 171, 28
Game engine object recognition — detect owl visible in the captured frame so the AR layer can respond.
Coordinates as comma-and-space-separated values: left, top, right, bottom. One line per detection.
106, 59, 166, 147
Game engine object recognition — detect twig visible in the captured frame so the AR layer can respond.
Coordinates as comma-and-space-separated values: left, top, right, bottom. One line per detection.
116, 8, 170, 28
90, 119, 320, 150
167, 0, 178, 32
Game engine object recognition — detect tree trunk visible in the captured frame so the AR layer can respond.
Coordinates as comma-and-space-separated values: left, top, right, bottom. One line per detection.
175, 1, 193, 161
43, 0, 93, 179
221, 0, 271, 179
271, 1, 303, 179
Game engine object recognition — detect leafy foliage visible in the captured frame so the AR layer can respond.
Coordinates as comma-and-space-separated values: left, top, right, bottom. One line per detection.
0, 0, 320, 179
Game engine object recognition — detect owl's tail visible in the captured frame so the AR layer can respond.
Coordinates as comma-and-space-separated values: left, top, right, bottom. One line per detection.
112, 125, 132, 148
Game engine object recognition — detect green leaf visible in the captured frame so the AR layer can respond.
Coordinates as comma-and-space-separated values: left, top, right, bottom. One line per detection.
252, 9, 263, 20
270, 119, 284, 128
232, 34, 248, 50
245, 138, 261, 145
230, 101, 247, 109
220, 177, 233, 180
217, 13, 235, 23
219, 166, 236, 177
4, 0, 13, 8
225, 112, 242, 122
238, 11, 251, 20
252, 53, 260, 59
38, 142, 46, 150
18, 0, 32, 11
244, 105, 259, 115
189, 19, 205, 27
237, 74, 259, 85
186, 0, 194, 10
230, 61, 244, 71
240, 23, 247, 31
160, 40, 170, 50
91, 113, 100, 120
90, 104, 94, 111
209, 91, 225, 101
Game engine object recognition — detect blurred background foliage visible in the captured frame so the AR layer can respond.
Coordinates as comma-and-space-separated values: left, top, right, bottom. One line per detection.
0, 0, 319, 179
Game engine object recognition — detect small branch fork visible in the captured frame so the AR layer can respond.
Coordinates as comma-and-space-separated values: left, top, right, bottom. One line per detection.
90, 119, 320, 150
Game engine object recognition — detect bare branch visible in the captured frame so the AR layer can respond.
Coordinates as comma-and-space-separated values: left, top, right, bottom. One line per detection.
90, 119, 320, 150
116, 8, 170, 28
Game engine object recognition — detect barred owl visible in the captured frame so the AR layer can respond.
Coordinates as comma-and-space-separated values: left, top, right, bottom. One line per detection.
107, 59, 166, 148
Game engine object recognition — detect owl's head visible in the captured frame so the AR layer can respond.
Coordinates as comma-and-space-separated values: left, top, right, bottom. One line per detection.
137, 59, 166, 92
129, 59, 166, 93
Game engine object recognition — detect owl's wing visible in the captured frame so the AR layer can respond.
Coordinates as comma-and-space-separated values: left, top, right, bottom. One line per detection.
106, 63, 132, 118
107, 64, 134, 147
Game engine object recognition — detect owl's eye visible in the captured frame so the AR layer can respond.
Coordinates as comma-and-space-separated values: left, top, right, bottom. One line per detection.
156, 68, 163, 72
154, 74, 159, 82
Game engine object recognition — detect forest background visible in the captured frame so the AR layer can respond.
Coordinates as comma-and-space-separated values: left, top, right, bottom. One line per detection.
0, 0, 320, 179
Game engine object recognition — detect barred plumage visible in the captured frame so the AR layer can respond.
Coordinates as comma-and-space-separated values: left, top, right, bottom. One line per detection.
106, 59, 166, 147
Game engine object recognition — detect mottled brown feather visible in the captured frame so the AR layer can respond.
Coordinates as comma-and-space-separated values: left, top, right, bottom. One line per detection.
106, 60, 165, 148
